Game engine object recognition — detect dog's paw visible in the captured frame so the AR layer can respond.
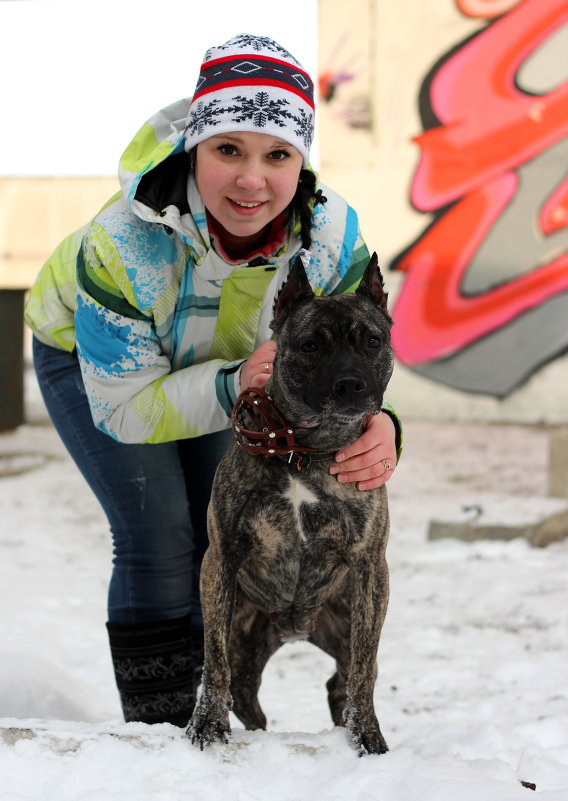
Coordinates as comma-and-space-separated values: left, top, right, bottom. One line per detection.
344, 707, 388, 757
352, 727, 389, 757
187, 716, 231, 750
186, 694, 231, 750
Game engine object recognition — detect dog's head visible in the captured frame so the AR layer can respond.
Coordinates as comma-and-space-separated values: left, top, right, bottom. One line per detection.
269, 253, 394, 450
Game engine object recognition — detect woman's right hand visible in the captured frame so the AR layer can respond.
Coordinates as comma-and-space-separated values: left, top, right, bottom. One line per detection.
239, 340, 277, 391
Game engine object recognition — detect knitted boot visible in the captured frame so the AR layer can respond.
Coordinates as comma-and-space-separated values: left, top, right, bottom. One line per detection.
106, 615, 203, 727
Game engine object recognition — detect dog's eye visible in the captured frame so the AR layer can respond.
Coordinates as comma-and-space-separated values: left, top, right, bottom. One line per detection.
300, 340, 319, 353
367, 336, 382, 349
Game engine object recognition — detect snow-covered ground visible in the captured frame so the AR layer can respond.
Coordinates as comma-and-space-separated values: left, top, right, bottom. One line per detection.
1, 372, 567, 800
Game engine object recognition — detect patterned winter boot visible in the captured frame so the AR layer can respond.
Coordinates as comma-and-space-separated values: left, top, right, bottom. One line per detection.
106, 615, 203, 727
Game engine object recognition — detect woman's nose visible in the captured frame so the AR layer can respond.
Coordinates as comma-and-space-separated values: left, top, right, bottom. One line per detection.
235, 164, 266, 190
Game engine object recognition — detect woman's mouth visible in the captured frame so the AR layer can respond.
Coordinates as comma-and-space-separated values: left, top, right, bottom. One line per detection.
228, 198, 266, 215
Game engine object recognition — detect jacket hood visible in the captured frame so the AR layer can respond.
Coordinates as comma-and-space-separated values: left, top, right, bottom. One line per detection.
117, 97, 218, 262
118, 97, 190, 209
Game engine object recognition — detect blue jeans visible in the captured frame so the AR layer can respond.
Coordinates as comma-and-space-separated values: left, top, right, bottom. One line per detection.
32, 337, 232, 626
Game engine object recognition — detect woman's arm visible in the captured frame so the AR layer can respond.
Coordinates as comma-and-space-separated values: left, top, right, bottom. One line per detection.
75, 225, 243, 444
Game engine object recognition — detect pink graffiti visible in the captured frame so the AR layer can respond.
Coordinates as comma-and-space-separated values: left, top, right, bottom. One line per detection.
392, 177, 568, 363
318, 34, 357, 103
392, 0, 568, 366
456, 0, 522, 19
541, 175, 568, 235
411, 0, 568, 211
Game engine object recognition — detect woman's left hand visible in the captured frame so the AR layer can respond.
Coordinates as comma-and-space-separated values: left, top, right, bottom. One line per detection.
329, 411, 398, 491
239, 340, 277, 391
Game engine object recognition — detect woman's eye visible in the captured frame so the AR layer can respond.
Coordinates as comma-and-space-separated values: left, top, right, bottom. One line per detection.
269, 149, 290, 161
301, 340, 319, 353
218, 144, 239, 156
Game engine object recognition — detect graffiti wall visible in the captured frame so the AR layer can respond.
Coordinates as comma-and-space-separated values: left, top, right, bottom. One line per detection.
391, 0, 568, 398
319, 0, 568, 421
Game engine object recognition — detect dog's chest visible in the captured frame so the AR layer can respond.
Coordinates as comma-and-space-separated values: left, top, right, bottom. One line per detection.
282, 474, 320, 542
236, 470, 351, 620
245, 469, 357, 557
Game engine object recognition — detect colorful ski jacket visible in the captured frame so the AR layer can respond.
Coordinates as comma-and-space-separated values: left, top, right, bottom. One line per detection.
26, 98, 398, 447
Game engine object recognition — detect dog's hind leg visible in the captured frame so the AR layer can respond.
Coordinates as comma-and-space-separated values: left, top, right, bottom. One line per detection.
229, 595, 281, 731
326, 668, 348, 726
308, 598, 351, 726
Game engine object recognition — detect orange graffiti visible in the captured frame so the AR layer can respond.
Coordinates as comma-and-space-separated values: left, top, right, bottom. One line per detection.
391, 0, 568, 395
392, 178, 568, 362
411, 0, 568, 211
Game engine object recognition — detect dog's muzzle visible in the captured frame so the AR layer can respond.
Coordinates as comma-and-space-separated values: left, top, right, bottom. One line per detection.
231, 387, 336, 468
232, 387, 295, 457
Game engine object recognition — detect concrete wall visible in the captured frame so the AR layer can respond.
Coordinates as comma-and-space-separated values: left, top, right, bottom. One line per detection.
0, 178, 118, 289
0, 177, 120, 372
318, 0, 568, 423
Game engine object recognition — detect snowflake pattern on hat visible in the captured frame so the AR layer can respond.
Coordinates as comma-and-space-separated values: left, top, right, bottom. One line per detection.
207, 34, 299, 62
227, 93, 294, 129
293, 108, 314, 149
185, 99, 224, 136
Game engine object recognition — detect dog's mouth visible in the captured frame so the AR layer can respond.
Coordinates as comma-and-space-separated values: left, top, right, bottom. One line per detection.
274, 389, 380, 440
296, 395, 379, 428
298, 419, 321, 429
295, 401, 323, 432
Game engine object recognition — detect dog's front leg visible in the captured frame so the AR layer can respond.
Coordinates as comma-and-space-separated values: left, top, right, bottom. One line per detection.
187, 545, 237, 749
344, 545, 390, 756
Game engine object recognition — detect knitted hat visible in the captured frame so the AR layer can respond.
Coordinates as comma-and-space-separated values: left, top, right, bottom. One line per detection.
184, 34, 314, 166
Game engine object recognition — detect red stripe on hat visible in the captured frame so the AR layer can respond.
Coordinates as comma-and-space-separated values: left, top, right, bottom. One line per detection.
203, 53, 312, 84
193, 77, 315, 109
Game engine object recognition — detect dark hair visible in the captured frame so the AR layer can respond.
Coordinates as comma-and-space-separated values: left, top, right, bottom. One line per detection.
290, 169, 327, 250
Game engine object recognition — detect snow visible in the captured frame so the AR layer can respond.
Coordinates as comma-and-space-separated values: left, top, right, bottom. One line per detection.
1, 372, 567, 800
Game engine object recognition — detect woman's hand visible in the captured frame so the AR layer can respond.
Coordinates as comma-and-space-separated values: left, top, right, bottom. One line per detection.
239, 340, 277, 391
329, 411, 398, 491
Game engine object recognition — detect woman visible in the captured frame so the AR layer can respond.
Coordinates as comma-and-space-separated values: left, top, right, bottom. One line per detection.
25, 33, 401, 727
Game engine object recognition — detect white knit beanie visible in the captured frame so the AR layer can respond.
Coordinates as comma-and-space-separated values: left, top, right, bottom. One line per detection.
184, 33, 314, 166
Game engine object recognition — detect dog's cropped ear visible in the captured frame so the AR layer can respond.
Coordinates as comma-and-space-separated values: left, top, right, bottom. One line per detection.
271, 254, 315, 329
356, 252, 389, 312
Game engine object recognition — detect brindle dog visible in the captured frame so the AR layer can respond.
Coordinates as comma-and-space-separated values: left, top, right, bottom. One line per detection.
187, 253, 394, 756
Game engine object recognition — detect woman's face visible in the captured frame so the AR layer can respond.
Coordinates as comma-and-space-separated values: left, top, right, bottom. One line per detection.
195, 131, 303, 259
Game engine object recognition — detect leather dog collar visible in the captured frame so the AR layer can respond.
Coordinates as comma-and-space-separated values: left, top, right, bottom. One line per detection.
231, 387, 336, 470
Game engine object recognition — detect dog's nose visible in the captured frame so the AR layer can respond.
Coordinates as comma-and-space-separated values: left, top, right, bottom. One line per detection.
333, 375, 368, 402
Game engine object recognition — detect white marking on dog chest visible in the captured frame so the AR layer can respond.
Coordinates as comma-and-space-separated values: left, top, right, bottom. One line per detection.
283, 475, 319, 542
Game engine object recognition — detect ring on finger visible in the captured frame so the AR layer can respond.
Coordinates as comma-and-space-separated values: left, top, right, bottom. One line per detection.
263, 363, 271, 373
382, 459, 392, 473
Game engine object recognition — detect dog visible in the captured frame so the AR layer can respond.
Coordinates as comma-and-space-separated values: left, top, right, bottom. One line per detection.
187, 253, 394, 756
